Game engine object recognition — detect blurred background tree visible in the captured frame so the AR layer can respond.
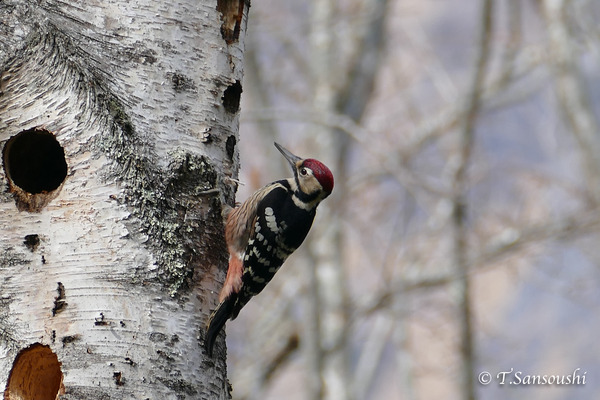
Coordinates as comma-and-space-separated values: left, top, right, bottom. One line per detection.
228, 1, 600, 399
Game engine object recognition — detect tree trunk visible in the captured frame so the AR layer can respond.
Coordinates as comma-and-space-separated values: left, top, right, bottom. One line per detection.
0, 0, 248, 398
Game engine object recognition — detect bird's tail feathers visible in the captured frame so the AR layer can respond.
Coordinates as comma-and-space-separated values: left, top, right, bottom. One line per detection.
204, 295, 236, 357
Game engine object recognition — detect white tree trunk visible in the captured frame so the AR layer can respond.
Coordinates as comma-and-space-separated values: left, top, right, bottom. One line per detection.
0, 0, 248, 398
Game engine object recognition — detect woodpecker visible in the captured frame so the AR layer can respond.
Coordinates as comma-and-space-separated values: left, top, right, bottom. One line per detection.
205, 142, 334, 356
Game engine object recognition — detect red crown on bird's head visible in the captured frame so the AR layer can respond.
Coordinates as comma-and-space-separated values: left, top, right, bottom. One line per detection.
302, 159, 334, 194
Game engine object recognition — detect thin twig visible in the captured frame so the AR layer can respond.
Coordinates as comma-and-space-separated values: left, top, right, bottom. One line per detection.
357, 207, 600, 317
543, 0, 600, 204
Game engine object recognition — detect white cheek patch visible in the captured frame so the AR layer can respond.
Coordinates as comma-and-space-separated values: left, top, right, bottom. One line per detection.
288, 178, 298, 192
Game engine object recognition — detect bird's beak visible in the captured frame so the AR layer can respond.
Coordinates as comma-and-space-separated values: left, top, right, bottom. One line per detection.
274, 142, 302, 170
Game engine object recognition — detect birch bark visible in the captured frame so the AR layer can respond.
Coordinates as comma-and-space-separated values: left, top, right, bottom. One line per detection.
0, 0, 248, 398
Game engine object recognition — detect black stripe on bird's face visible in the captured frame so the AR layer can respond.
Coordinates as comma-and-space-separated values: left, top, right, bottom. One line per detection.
293, 187, 321, 203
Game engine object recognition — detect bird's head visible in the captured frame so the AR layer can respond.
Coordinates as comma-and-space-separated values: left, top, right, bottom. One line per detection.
275, 142, 334, 200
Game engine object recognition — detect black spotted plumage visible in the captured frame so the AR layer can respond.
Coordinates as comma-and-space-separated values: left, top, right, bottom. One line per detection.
232, 180, 316, 319
204, 143, 333, 357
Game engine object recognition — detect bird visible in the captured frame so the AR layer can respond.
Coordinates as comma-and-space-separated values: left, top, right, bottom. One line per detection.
204, 142, 334, 356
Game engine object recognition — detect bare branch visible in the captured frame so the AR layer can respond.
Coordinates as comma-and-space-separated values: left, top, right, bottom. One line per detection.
448, 1, 493, 398
543, 0, 600, 203
357, 207, 600, 318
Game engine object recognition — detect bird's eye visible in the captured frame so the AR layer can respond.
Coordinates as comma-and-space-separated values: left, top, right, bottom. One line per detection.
300, 168, 308, 176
